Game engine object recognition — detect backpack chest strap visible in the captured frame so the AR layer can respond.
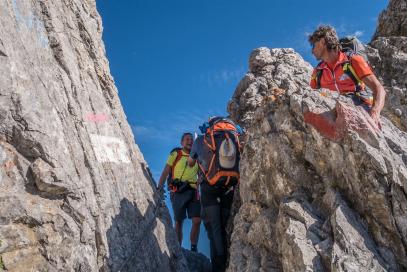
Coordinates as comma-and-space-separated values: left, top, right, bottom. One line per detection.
315, 61, 363, 92
342, 62, 364, 91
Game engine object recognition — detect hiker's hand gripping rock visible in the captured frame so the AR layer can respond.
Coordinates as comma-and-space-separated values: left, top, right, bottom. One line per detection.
370, 108, 381, 129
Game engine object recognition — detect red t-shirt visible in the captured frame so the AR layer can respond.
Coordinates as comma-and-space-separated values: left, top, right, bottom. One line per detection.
310, 51, 373, 93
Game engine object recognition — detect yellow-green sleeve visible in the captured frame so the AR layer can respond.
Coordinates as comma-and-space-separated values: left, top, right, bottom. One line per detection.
166, 151, 177, 167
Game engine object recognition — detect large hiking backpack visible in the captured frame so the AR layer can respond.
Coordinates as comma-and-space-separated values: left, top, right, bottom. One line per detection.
339, 36, 368, 61
200, 117, 241, 187
315, 36, 374, 106
167, 147, 189, 192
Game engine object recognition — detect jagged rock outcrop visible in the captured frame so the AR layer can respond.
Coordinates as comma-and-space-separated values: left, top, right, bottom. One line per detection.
182, 249, 212, 272
0, 0, 189, 271
227, 2, 407, 271
227, 48, 407, 271
368, 0, 407, 132
373, 0, 407, 39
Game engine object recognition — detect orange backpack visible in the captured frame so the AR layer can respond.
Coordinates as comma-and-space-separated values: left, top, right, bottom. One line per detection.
200, 118, 242, 187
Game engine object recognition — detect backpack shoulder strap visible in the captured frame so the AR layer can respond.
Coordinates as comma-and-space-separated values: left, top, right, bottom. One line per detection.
315, 61, 324, 89
170, 147, 181, 155
171, 148, 187, 179
341, 53, 363, 90
204, 131, 216, 151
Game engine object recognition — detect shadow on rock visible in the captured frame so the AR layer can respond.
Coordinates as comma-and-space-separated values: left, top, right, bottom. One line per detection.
106, 198, 188, 272
182, 248, 211, 272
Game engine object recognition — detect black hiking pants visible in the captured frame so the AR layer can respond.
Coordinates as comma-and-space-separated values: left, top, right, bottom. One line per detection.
200, 182, 234, 272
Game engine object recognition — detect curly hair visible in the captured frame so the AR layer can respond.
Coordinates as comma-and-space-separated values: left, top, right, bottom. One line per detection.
308, 25, 340, 51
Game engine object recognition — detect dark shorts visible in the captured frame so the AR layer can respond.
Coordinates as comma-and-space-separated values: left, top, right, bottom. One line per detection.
170, 189, 201, 222
347, 93, 372, 112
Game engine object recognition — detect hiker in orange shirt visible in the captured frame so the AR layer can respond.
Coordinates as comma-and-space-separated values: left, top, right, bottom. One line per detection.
308, 25, 386, 127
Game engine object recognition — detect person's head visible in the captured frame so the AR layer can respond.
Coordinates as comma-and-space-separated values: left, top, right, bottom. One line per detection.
181, 132, 193, 151
308, 25, 340, 60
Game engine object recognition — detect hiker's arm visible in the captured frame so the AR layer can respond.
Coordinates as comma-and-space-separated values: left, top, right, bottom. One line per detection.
362, 74, 386, 123
188, 139, 199, 167
157, 164, 171, 190
187, 157, 196, 167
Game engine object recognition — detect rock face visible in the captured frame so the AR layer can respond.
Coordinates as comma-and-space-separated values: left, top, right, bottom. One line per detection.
368, 0, 407, 132
227, 32, 407, 272
0, 0, 188, 271
373, 0, 407, 39
227, 2, 407, 270
182, 249, 212, 272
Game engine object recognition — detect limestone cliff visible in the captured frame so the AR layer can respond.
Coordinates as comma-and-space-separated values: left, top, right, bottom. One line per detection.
0, 0, 187, 271
227, 1, 407, 270
369, 0, 407, 131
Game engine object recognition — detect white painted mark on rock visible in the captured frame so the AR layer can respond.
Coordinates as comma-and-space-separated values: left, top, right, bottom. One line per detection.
90, 134, 131, 164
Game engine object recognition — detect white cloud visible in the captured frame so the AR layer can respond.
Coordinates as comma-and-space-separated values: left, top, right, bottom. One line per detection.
302, 22, 365, 38
132, 125, 149, 134
131, 109, 225, 144
336, 23, 348, 34
200, 67, 245, 87
300, 23, 366, 49
333, 23, 365, 39
132, 125, 170, 142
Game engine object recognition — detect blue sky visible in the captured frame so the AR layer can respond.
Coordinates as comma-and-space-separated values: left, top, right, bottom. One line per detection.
97, 0, 388, 257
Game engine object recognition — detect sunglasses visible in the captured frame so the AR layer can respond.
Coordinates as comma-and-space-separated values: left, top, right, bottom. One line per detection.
311, 39, 319, 49
311, 38, 323, 50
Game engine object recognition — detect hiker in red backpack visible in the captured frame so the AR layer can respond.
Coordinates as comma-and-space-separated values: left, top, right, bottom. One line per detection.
188, 117, 243, 272
157, 132, 201, 252
309, 25, 386, 128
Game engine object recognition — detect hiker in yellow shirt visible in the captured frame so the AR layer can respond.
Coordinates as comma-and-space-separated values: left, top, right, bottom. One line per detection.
157, 132, 201, 252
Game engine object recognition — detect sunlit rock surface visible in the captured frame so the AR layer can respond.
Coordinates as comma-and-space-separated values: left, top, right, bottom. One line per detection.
227, 22, 407, 272
0, 0, 189, 271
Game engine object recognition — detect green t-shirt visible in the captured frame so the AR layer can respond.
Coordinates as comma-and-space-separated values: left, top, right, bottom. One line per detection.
166, 150, 198, 187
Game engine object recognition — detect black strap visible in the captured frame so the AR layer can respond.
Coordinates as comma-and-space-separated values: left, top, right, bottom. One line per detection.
316, 69, 323, 89
342, 64, 361, 91
315, 55, 360, 92
315, 61, 324, 89
178, 160, 188, 182
341, 53, 363, 92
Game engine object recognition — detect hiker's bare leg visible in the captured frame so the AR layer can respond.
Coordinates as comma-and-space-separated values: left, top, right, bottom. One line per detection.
190, 217, 201, 245
175, 220, 183, 244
